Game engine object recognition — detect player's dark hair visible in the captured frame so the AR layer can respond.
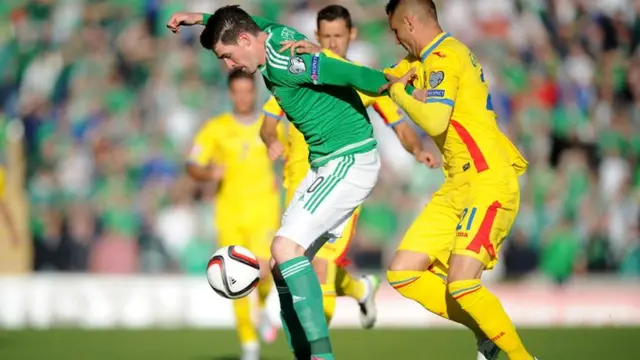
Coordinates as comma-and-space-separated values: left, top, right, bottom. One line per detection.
227, 68, 255, 87
317, 5, 353, 30
386, 0, 438, 20
200, 5, 261, 49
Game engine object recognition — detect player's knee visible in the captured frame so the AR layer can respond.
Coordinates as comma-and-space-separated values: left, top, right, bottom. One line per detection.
446, 253, 484, 283
387, 250, 432, 272
270, 236, 305, 264
312, 257, 328, 283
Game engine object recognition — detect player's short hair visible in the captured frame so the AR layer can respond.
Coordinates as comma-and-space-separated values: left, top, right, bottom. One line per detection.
385, 0, 438, 20
200, 5, 261, 49
317, 5, 353, 30
227, 68, 255, 87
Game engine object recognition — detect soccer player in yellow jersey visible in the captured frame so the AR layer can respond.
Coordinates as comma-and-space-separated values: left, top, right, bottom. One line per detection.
186, 69, 279, 360
260, 5, 436, 330
381, 1, 537, 359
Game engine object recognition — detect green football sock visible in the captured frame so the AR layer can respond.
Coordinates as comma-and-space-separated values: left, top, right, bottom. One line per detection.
275, 277, 311, 358
281, 257, 334, 357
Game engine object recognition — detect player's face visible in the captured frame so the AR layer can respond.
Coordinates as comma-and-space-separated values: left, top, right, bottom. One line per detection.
316, 19, 356, 58
388, 12, 418, 57
214, 34, 260, 74
229, 78, 256, 114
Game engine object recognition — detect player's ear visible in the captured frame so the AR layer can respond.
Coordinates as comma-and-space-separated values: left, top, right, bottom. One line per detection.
404, 16, 414, 32
238, 33, 251, 47
315, 30, 320, 43
349, 27, 358, 41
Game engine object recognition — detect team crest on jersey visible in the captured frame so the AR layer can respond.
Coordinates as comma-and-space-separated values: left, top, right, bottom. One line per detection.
289, 56, 306, 75
429, 71, 445, 88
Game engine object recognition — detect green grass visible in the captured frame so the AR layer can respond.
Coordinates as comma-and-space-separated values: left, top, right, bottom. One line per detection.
1, 328, 639, 359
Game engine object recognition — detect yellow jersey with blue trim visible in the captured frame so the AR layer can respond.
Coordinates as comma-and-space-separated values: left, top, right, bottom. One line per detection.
386, 32, 527, 179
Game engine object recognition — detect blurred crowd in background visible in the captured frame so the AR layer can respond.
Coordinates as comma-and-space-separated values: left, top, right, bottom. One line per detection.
1, 0, 640, 281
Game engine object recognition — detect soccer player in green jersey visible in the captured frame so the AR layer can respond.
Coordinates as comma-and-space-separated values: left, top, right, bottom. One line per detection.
167, 6, 408, 360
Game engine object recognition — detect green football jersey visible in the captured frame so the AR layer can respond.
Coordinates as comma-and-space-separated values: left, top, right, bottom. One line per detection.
252, 16, 376, 167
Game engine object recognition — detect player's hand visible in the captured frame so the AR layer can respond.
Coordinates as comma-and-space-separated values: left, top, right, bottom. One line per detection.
414, 150, 440, 168
279, 40, 321, 56
411, 89, 428, 102
211, 166, 225, 180
267, 140, 285, 161
379, 68, 416, 94
166, 12, 203, 33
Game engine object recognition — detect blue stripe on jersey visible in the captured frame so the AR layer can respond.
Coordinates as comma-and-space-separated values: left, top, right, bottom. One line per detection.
426, 98, 455, 107
421, 33, 451, 62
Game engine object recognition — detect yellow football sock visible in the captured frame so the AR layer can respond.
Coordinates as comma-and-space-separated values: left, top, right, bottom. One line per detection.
386, 270, 485, 340
232, 297, 258, 345
449, 279, 533, 360
257, 276, 272, 309
335, 265, 365, 301
320, 282, 337, 324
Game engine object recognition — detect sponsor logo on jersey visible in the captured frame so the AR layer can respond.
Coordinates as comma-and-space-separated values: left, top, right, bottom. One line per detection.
433, 51, 446, 58
289, 56, 306, 75
427, 89, 445, 97
311, 54, 320, 82
428, 71, 444, 88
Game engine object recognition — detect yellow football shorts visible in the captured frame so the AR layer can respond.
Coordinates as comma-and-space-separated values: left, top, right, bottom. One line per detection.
398, 168, 520, 270
216, 206, 278, 260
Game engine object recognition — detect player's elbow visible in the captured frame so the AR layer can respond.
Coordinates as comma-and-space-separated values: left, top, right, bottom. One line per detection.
185, 163, 208, 182
260, 117, 278, 145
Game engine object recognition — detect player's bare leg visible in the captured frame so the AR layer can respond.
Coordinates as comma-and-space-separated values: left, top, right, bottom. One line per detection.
448, 254, 534, 360
387, 250, 501, 360
271, 236, 334, 360
256, 258, 277, 344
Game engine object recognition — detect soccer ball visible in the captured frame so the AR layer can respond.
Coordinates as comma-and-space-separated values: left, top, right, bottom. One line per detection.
207, 245, 261, 299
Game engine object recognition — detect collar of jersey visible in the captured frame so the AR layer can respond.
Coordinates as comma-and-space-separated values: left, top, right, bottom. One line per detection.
259, 30, 274, 73
420, 32, 451, 62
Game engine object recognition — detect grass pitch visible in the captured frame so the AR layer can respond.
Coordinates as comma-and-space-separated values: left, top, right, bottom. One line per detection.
1, 328, 639, 359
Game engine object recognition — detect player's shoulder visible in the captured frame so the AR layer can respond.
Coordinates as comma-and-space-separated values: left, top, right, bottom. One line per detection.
200, 113, 234, 131
422, 33, 469, 67
264, 24, 306, 56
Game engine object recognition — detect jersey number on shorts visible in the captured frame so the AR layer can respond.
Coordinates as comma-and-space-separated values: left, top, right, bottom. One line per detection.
456, 207, 477, 232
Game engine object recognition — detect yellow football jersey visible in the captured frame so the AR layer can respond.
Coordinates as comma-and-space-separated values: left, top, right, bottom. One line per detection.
262, 49, 405, 191
0, 166, 5, 199
188, 113, 279, 213
386, 32, 527, 179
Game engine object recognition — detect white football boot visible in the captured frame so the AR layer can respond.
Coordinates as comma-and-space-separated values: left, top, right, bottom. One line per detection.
358, 274, 381, 329
477, 338, 501, 360
241, 342, 260, 360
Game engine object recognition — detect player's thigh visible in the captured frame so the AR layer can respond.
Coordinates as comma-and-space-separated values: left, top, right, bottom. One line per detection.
315, 206, 360, 264
216, 222, 244, 249
278, 150, 380, 252
396, 193, 460, 269
452, 187, 520, 270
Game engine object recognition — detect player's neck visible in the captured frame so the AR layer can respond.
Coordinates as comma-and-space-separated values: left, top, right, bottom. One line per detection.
417, 26, 445, 56
257, 32, 269, 67
234, 111, 259, 125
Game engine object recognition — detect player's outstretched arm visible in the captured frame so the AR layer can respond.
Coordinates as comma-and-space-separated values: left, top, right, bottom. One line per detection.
166, 12, 205, 33
388, 69, 457, 137
280, 40, 416, 96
